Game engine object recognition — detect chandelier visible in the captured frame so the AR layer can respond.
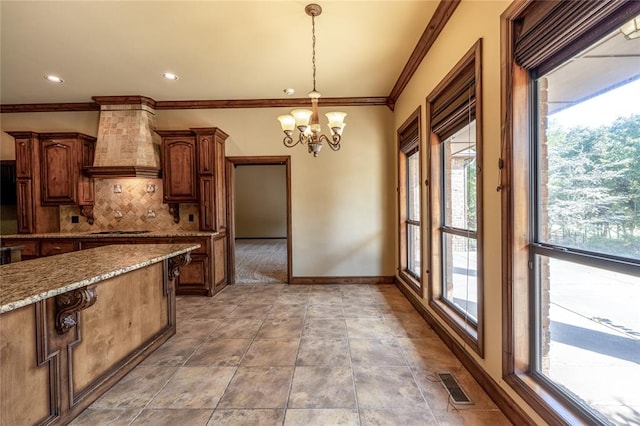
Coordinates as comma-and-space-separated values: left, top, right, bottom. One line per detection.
277, 4, 346, 157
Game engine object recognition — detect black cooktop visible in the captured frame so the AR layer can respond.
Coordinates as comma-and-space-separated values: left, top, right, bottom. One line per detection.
90, 230, 151, 235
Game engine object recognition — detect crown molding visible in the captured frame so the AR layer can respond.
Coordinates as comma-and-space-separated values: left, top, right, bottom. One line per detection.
1, 97, 389, 113
0, 103, 100, 113
387, 0, 461, 108
154, 97, 389, 110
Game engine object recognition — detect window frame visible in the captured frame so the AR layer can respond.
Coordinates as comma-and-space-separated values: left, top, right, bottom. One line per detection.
440, 126, 479, 324
427, 39, 484, 357
501, 1, 640, 424
398, 107, 423, 293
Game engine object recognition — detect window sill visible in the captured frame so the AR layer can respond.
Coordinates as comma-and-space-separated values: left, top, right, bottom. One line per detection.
429, 297, 482, 357
505, 371, 605, 425
397, 270, 422, 297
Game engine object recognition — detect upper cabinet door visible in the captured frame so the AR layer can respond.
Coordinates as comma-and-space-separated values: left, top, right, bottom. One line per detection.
162, 137, 198, 202
213, 135, 227, 231
77, 138, 96, 205
16, 178, 34, 233
197, 135, 214, 175
15, 137, 33, 178
40, 139, 78, 205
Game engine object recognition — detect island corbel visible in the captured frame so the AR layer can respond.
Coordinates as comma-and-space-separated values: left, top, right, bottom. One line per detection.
55, 286, 98, 334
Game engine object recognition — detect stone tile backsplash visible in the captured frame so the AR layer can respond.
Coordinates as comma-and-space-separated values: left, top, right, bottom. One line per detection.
60, 178, 199, 232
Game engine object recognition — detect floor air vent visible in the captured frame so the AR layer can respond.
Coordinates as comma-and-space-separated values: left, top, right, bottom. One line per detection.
437, 372, 473, 405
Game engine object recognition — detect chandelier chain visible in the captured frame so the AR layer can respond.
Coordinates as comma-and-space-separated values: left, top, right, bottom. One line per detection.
311, 14, 317, 92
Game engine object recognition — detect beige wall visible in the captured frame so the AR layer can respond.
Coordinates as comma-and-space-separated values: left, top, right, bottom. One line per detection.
235, 165, 287, 239
1, 132, 16, 160
393, 0, 542, 423
1, 105, 396, 277
158, 106, 396, 277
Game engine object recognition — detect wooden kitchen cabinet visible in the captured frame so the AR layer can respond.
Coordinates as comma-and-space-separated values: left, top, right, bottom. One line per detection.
0, 239, 38, 260
158, 132, 198, 203
39, 133, 96, 206
79, 137, 96, 205
14, 136, 33, 178
0, 238, 76, 258
15, 178, 34, 234
155, 126, 231, 291
173, 241, 210, 295
193, 128, 228, 233
213, 234, 228, 291
156, 128, 229, 292
4, 238, 84, 259
7, 132, 60, 233
213, 131, 228, 232
40, 138, 77, 205
157, 128, 228, 232
40, 240, 77, 257
7, 131, 95, 232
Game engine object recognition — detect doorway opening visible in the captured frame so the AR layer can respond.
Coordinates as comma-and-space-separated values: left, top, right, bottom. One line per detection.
0, 160, 18, 235
226, 156, 292, 284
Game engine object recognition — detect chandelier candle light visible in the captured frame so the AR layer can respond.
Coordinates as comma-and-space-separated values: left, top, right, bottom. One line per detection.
277, 4, 346, 157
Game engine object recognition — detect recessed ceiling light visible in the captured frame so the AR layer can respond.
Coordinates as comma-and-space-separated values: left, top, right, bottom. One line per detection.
283, 88, 295, 95
162, 72, 179, 81
44, 75, 64, 83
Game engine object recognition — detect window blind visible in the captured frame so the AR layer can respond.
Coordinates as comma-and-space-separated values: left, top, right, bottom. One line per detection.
399, 118, 419, 153
429, 61, 475, 141
514, 0, 640, 75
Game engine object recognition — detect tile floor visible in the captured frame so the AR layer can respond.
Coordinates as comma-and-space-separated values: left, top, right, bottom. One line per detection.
70, 284, 512, 425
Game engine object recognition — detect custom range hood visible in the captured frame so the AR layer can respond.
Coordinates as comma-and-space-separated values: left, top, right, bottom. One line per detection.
85, 96, 162, 178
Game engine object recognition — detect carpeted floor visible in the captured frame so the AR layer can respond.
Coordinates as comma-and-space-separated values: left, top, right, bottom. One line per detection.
234, 239, 287, 284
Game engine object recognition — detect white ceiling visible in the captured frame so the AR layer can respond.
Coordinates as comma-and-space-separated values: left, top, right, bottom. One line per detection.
0, 1, 440, 105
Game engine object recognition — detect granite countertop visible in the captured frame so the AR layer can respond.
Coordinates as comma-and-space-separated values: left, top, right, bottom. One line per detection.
0, 243, 199, 314
0, 230, 218, 239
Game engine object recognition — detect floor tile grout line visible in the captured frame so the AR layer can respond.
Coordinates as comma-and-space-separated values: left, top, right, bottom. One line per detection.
344, 299, 363, 426
211, 302, 265, 414
153, 296, 235, 425
124, 300, 220, 425
282, 294, 310, 425
125, 363, 183, 423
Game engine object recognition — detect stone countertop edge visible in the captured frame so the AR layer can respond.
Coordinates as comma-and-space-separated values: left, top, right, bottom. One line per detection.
0, 231, 219, 239
0, 243, 200, 314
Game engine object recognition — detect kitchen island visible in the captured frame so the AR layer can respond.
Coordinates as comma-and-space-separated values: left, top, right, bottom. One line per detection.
0, 243, 198, 426
1, 230, 227, 296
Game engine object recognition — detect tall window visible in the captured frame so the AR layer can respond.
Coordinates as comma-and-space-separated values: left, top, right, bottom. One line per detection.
398, 108, 422, 292
504, 2, 640, 424
427, 40, 483, 356
441, 120, 477, 322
